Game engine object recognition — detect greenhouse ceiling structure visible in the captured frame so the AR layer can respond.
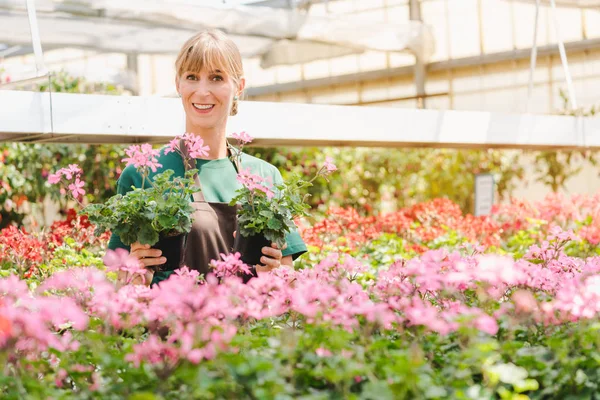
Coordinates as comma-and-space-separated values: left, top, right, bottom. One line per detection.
0, 0, 434, 68
1, 0, 599, 149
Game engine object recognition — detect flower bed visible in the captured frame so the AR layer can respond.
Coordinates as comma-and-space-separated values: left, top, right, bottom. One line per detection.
0, 193, 599, 398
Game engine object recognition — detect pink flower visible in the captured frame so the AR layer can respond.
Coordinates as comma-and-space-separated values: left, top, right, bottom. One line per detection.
474, 314, 499, 335
48, 164, 83, 184
164, 133, 210, 159
548, 225, 577, 242
210, 252, 251, 279
164, 138, 180, 155
185, 133, 210, 159
122, 144, 162, 172
103, 248, 140, 272
237, 168, 275, 199
324, 156, 337, 173
68, 177, 86, 199
55, 368, 67, 387
512, 290, 537, 313
48, 173, 62, 184
187, 348, 204, 364
315, 347, 332, 357
231, 131, 253, 145
64, 164, 82, 180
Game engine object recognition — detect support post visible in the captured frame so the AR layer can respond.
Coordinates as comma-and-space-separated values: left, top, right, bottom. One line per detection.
409, 0, 426, 108
25, 0, 47, 77
549, 0, 578, 110
527, 0, 541, 112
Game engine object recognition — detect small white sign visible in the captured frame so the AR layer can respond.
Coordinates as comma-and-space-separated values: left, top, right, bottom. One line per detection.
474, 174, 495, 216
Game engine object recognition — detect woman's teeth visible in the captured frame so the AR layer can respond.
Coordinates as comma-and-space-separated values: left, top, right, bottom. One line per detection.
193, 104, 214, 110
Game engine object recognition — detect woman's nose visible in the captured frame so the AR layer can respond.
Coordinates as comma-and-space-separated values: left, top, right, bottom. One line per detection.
194, 81, 212, 97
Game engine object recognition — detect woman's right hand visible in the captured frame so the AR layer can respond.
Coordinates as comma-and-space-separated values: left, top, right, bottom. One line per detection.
130, 242, 166, 269
116, 242, 165, 288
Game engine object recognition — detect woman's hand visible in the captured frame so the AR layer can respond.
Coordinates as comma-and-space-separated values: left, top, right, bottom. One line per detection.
256, 242, 291, 275
116, 242, 164, 288
130, 242, 166, 269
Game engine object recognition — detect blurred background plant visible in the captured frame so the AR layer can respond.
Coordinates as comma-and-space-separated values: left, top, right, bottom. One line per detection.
2, 71, 600, 229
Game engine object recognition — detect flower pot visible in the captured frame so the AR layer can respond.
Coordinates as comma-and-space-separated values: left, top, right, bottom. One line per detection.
152, 232, 187, 272
233, 227, 270, 283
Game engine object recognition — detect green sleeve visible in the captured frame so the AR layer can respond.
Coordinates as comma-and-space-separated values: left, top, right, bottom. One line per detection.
271, 167, 308, 260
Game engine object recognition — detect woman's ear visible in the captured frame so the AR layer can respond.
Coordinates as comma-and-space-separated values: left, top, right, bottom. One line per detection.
237, 77, 246, 97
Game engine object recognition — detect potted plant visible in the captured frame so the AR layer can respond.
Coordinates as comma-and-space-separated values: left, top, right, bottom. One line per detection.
228, 132, 337, 268
48, 136, 206, 272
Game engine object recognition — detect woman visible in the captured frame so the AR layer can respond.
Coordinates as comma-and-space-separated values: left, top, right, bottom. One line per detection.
107, 29, 307, 286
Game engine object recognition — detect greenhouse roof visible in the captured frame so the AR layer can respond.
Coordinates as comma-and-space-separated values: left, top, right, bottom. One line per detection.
0, 0, 432, 68
510, 0, 600, 7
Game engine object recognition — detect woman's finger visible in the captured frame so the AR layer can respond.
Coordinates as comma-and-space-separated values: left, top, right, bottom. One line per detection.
259, 255, 280, 270
261, 246, 282, 259
256, 264, 275, 274
270, 242, 287, 250
130, 242, 150, 252
131, 248, 163, 259
140, 256, 167, 267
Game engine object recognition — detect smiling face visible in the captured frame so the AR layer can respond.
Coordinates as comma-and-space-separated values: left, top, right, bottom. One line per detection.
175, 30, 245, 131
176, 68, 243, 131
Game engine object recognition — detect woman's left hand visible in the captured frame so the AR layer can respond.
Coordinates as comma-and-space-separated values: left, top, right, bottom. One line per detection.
257, 242, 290, 274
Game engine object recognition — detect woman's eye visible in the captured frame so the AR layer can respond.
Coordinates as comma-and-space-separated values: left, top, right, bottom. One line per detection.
211, 75, 224, 81
186, 74, 197, 80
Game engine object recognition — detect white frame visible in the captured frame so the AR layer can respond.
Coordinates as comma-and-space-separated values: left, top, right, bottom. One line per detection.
1, 90, 598, 149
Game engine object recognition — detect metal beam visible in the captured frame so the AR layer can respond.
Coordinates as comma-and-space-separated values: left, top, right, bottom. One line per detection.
1, 90, 597, 150
246, 37, 600, 97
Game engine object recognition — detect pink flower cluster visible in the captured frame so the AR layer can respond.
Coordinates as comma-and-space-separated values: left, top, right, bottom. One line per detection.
48, 164, 86, 199
324, 156, 337, 173
0, 274, 88, 353
2, 226, 600, 368
165, 133, 210, 159
209, 252, 251, 279
231, 131, 253, 145
237, 168, 275, 198
122, 143, 163, 172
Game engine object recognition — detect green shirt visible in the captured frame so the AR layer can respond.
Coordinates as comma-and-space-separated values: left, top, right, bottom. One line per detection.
107, 148, 307, 280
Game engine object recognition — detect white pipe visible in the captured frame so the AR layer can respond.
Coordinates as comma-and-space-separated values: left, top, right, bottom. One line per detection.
549, 0, 578, 109
25, 0, 48, 76
527, 0, 541, 113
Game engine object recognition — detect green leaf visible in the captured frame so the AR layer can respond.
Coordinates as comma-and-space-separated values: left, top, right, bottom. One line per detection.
260, 210, 274, 218
361, 381, 395, 400
514, 379, 539, 393
138, 225, 159, 245
128, 393, 160, 400
157, 214, 177, 228
267, 218, 283, 230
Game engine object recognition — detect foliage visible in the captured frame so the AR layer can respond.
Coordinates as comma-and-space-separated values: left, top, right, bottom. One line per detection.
246, 146, 526, 215
0, 71, 126, 228
82, 169, 199, 246
231, 158, 335, 248
1, 193, 600, 398
530, 88, 600, 193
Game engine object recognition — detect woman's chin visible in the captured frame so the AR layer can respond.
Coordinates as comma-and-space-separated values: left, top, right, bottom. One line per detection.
188, 118, 220, 131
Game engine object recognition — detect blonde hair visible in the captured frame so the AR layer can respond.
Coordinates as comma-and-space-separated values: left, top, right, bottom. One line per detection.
175, 29, 244, 115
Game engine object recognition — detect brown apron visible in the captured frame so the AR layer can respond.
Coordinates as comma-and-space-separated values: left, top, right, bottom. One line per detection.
178, 141, 241, 277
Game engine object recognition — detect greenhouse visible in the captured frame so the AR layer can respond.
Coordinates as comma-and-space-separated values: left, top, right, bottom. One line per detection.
1, 0, 600, 398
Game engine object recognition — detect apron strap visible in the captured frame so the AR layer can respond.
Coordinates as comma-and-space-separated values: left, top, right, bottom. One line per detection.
179, 138, 242, 203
